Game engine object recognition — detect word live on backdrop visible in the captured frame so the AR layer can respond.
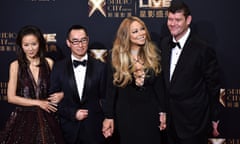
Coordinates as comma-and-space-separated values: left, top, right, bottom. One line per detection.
0, 0, 240, 143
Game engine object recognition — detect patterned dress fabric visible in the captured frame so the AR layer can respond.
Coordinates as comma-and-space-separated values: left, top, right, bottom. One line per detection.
0, 61, 64, 144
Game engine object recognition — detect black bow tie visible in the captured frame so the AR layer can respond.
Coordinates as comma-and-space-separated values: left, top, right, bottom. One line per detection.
170, 41, 181, 49
73, 60, 87, 67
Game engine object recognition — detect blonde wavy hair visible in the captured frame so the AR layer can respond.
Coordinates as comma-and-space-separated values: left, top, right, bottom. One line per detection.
112, 16, 161, 87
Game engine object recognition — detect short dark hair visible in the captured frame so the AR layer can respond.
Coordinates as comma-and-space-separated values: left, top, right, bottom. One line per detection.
168, 0, 191, 18
66, 25, 88, 39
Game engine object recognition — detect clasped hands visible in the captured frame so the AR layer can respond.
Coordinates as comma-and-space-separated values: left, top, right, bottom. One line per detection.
102, 119, 114, 138
133, 61, 145, 87
102, 113, 166, 138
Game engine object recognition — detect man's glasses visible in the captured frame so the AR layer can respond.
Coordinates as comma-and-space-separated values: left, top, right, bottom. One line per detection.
69, 37, 88, 45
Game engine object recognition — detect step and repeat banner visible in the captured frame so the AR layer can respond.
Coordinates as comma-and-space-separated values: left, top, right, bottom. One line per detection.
0, 0, 239, 143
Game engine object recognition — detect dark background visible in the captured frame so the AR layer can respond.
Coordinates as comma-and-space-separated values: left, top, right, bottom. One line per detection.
0, 0, 240, 141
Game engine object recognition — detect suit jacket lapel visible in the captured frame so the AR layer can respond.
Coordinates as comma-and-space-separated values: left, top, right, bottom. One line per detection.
170, 34, 192, 86
163, 37, 173, 89
66, 57, 81, 104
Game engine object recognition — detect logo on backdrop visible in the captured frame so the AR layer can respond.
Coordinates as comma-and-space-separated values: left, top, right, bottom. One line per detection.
0, 82, 8, 101
89, 49, 108, 63
219, 88, 226, 107
138, 0, 171, 18
208, 138, 226, 144
226, 139, 240, 144
88, 0, 171, 18
43, 33, 58, 52
0, 32, 57, 52
88, 0, 106, 17
221, 89, 240, 108
23, 0, 56, 2
0, 32, 17, 52
212, 139, 240, 144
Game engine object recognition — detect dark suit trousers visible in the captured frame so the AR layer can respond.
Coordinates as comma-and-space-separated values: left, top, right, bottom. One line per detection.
73, 122, 105, 144
167, 121, 208, 144
74, 123, 88, 144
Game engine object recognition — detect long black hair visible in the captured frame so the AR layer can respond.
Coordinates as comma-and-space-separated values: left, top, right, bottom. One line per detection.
16, 25, 46, 68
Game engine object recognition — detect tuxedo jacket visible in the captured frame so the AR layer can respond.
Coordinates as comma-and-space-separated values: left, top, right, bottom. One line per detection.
160, 32, 221, 139
49, 54, 107, 144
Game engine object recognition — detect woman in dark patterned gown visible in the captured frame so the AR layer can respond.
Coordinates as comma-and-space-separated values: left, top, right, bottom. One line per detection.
0, 25, 64, 144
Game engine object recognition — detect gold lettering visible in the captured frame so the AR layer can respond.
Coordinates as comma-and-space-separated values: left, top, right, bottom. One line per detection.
152, 0, 162, 8
234, 102, 239, 108
108, 0, 114, 4
0, 39, 8, 45
126, 12, 132, 17
6, 46, 12, 51
107, 5, 122, 11
114, 12, 119, 17
4, 95, 8, 101
226, 89, 240, 95
139, 0, 171, 11
0, 32, 17, 39
225, 89, 240, 108
0, 46, 5, 51
13, 45, 17, 51
139, 0, 165, 8
227, 102, 232, 107
107, 12, 113, 17
0, 82, 8, 101
43, 33, 56, 43
139, 0, 151, 8
140, 10, 147, 18
108, 0, 130, 4
156, 10, 164, 17
227, 139, 240, 144
226, 95, 240, 102
47, 44, 57, 52
147, 10, 154, 17
162, 0, 171, 7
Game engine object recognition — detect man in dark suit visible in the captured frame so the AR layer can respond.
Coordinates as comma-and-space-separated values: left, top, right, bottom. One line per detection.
160, 1, 221, 144
49, 25, 107, 144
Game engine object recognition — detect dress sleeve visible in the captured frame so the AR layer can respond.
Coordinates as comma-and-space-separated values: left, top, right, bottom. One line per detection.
153, 72, 167, 113
102, 54, 116, 119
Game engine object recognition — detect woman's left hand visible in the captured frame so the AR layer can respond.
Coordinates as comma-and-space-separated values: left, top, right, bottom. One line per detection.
48, 92, 64, 104
133, 69, 145, 86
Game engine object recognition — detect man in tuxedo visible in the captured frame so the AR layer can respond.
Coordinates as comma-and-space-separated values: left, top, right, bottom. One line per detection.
49, 25, 107, 144
160, 1, 221, 144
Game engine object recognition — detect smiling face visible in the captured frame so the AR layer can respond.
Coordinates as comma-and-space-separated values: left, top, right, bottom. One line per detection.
129, 21, 146, 48
167, 11, 192, 41
66, 29, 89, 59
22, 34, 40, 59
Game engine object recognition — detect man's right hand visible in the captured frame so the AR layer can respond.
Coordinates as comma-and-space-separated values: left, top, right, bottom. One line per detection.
75, 109, 88, 120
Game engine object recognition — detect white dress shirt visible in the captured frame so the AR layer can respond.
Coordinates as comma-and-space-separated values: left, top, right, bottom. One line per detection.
72, 54, 88, 100
170, 28, 190, 81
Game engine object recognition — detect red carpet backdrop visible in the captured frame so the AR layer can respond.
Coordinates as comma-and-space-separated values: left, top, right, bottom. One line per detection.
0, 0, 240, 143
